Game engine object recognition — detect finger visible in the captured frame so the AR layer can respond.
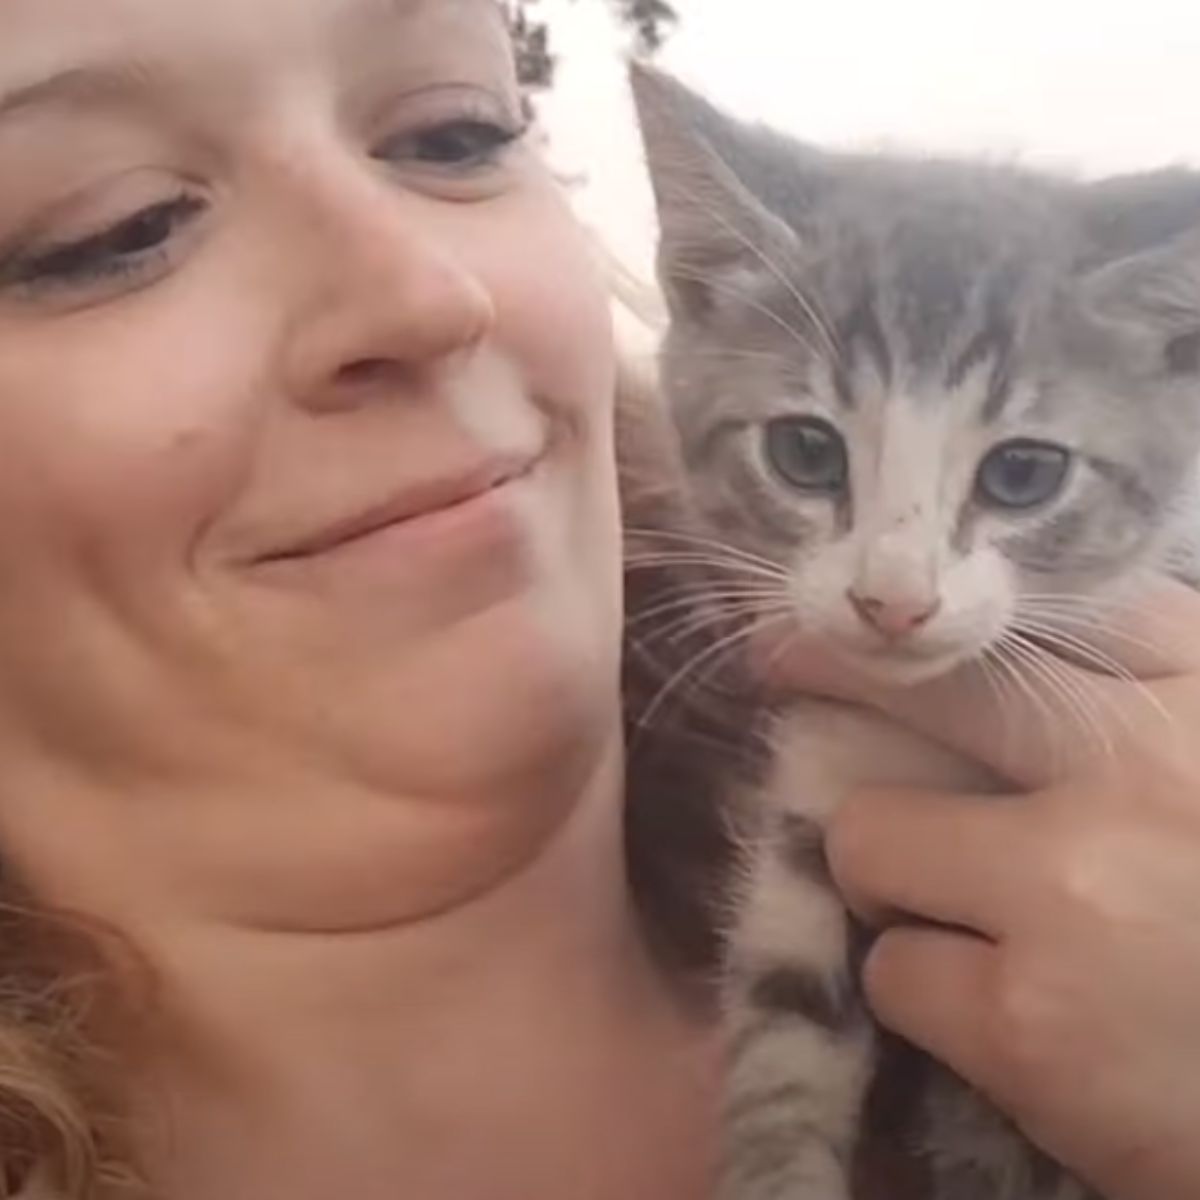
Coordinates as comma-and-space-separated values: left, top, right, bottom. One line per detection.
862, 924, 999, 1095
828, 787, 1029, 938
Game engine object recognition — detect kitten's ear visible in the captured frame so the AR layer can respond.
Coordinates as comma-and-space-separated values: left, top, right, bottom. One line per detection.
1081, 169, 1200, 265
1081, 228, 1200, 376
1079, 169, 1200, 374
628, 62, 803, 323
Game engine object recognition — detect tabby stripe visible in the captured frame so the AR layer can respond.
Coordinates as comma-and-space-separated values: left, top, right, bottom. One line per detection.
838, 293, 894, 389
1089, 456, 1160, 516
775, 811, 832, 884
720, 1121, 847, 1189
724, 1080, 818, 1130
946, 314, 1017, 422
748, 964, 863, 1032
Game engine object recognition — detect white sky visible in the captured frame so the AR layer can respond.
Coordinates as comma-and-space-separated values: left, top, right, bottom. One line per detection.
536, 0, 1200, 279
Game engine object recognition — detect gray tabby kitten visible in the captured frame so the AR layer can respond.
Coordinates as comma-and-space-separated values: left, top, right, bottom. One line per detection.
628, 64, 1200, 1200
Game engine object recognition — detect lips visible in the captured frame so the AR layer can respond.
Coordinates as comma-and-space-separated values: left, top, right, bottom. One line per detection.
259, 453, 536, 564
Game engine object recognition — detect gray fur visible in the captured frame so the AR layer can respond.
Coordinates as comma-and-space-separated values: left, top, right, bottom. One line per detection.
631, 60, 1200, 1200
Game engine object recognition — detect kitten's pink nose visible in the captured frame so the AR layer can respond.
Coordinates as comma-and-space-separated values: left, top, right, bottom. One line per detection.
847, 590, 942, 640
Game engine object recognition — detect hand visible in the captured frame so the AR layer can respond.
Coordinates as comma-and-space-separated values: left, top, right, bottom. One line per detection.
766, 580, 1200, 1200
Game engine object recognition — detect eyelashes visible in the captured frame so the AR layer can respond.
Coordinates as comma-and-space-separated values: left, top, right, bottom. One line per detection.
0, 111, 526, 305
375, 116, 528, 172
0, 194, 209, 295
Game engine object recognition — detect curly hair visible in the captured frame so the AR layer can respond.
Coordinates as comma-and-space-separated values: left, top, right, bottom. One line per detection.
0, 897, 144, 1199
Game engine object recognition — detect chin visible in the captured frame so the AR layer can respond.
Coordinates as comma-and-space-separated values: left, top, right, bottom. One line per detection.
318, 603, 621, 817
831, 640, 978, 688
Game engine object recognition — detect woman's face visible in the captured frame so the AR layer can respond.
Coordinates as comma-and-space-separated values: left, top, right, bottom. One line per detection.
0, 0, 621, 923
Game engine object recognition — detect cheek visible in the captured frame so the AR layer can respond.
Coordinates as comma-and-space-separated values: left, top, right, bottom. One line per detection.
784, 535, 858, 634
474, 183, 622, 601
0, 286, 268, 615
940, 547, 1017, 645
459, 182, 623, 653
477, 184, 616, 438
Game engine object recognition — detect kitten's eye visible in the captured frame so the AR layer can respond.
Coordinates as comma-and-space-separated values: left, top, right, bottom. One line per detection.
976, 440, 1070, 510
763, 417, 848, 493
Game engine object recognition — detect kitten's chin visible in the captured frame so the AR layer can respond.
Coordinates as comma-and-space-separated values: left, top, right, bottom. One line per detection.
832, 642, 974, 688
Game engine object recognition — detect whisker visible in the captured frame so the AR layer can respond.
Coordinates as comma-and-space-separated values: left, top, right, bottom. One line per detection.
989, 638, 1071, 776
624, 630, 749, 737
624, 527, 792, 578
626, 564, 787, 598
1001, 635, 1114, 762
631, 551, 785, 578
681, 200, 843, 366
1036, 647, 1131, 760
1017, 602, 1180, 664
677, 347, 808, 370
635, 611, 790, 734
628, 583, 790, 628
1013, 617, 1139, 681
668, 609, 795, 718
624, 550, 783, 576
659, 598, 792, 648
664, 266, 825, 363
1020, 588, 1197, 634
977, 651, 1018, 766
751, 618, 813, 689
1013, 617, 1179, 746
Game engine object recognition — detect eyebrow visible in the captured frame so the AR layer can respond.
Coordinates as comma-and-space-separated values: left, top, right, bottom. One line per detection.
0, 60, 163, 123
337, 0, 469, 42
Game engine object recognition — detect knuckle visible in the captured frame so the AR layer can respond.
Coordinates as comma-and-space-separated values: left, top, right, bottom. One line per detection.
1035, 794, 1128, 920
1041, 819, 1131, 926
1053, 837, 1113, 914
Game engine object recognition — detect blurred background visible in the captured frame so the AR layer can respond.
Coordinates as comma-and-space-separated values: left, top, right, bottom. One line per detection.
505, 0, 1200, 294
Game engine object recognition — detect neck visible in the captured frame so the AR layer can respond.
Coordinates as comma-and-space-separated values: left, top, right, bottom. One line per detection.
124, 738, 718, 1200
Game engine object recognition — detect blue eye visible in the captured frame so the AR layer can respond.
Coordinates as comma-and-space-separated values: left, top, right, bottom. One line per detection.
976, 439, 1070, 510
763, 417, 848, 493
0, 194, 207, 293
377, 119, 525, 171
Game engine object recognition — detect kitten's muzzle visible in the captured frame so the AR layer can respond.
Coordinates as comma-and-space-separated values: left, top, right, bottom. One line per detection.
847, 589, 942, 641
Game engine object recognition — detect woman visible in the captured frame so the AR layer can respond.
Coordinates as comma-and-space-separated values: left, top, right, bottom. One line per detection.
0, 1, 1197, 1198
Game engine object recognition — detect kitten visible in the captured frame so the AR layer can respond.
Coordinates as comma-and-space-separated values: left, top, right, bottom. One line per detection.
628, 63, 1200, 1200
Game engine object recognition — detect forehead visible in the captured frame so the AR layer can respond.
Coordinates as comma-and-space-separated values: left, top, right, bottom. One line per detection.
0, 0, 505, 93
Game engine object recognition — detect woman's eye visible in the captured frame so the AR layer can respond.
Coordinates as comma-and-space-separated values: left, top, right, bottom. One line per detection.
763, 416, 849, 494
378, 119, 525, 171
0, 194, 207, 294
976, 439, 1071, 510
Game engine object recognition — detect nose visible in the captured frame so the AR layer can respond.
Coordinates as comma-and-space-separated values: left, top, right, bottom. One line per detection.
847, 589, 942, 640
278, 176, 495, 412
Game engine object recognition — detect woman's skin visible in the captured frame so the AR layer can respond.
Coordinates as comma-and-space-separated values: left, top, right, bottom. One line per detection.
775, 579, 1200, 1200
0, 2, 714, 1198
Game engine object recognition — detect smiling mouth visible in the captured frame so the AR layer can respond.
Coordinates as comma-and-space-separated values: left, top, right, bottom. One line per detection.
259, 454, 539, 565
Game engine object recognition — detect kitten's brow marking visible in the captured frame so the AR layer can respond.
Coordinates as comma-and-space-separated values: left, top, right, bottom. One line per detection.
834, 293, 893, 406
